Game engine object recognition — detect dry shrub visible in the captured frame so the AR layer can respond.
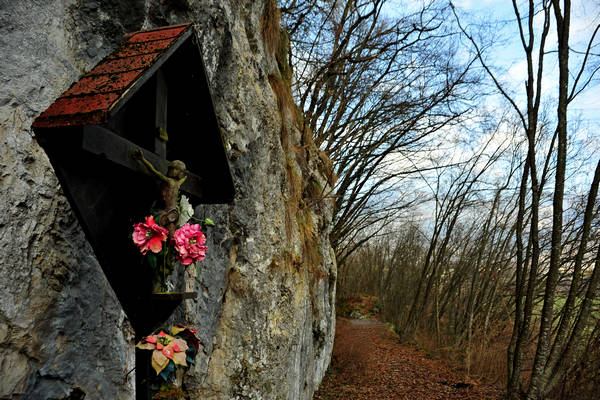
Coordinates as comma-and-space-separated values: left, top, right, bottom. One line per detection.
337, 293, 381, 319
468, 322, 512, 386
406, 320, 513, 389
548, 327, 600, 400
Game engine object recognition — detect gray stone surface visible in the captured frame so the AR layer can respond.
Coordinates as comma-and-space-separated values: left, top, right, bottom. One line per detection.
0, 0, 335, 399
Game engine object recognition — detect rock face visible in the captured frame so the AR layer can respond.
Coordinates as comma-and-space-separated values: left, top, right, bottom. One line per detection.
0, 1, 336, 399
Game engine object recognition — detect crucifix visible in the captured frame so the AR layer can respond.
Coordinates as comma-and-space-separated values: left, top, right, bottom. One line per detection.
133, 149, 187, 237
132, 70, 188, 237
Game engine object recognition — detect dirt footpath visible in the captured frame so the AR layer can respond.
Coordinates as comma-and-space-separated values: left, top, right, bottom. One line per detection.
314, 318, 502, 400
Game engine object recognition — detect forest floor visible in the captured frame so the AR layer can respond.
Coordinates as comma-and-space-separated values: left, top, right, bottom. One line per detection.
314, 297, 503, 400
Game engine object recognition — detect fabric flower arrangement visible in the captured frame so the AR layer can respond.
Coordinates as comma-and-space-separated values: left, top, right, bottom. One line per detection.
131, 195, 213, 291
136, 324, 201, 381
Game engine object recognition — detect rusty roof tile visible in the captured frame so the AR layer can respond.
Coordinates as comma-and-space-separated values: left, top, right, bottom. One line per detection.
64, 70, 141, 96
33, 111, 107, 128
32, 23, 192, 129
90, 54, 159, 75
41, 93, 120, 117
109, 38, 178, 59
127, 25, 188, 43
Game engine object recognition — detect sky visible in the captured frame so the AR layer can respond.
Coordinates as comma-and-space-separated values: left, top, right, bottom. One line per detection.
451, 0, 600, 195
377, 0, 600, 225
451, 0, 600, 123
379, 0, 599, 131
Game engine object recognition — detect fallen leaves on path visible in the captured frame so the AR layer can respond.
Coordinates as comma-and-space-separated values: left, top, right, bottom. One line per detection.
314, 318, 502, 400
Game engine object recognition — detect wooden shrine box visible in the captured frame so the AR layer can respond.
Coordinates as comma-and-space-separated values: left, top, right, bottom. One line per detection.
32, 23, 234, 338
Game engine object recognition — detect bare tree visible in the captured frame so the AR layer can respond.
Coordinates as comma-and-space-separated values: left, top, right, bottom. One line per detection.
280, 0, 481, 265
401, 131, 513, 337
453, 0, 600, 397
338, 131, 522, 379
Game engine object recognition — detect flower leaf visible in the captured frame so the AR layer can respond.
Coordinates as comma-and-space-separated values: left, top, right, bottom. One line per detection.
158, 360, 175, 381
147, 254, 157, 270
173, 351, 188, 367
136, 342, 155, 350
178, 195, 194, 226
151, 350, 170, 375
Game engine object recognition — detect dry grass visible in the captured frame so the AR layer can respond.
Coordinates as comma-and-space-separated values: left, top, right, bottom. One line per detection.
268, 73, 300, 242
261, 0, 281, 55
283, 157, 301, 240
469, 325, 511, 385
408, 321, 512, 389
268, 74, 295, 119
317, 148, 336, 187
263, 1, 334, 289
153, 387, 185, 399
269, 68, 328, 283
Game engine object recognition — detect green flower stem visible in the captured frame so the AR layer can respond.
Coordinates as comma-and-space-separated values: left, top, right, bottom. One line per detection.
163, 248, 167, 291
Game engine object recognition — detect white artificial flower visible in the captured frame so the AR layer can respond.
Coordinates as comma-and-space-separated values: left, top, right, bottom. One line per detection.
178, 195, 194, 226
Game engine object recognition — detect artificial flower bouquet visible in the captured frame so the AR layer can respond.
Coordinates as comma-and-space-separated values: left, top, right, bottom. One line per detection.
136, 324, 201, 396
132, 195, 213, 292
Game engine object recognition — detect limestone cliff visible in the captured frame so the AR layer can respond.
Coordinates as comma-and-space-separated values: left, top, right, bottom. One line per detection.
0, 1, 336, 399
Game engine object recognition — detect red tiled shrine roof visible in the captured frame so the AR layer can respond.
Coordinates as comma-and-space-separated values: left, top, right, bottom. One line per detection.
32, 23, 192, 128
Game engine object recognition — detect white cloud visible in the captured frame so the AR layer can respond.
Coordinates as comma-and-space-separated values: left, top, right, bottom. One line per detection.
452, 0, 507, 9
571, 86, 600, 123
506, 59, 528, 85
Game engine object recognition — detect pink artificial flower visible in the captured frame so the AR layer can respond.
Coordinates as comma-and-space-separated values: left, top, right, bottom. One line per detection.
132, 216, 168, 255
173, 223, 207, 265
